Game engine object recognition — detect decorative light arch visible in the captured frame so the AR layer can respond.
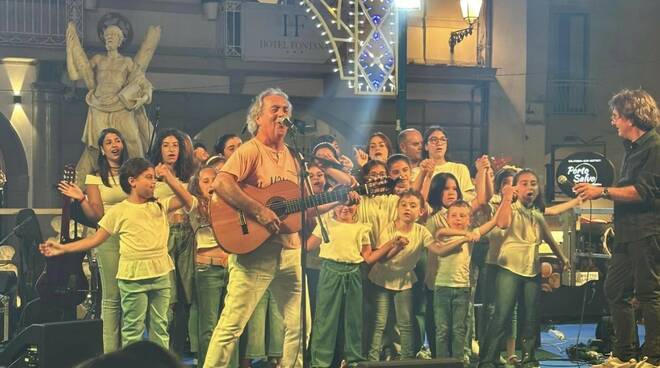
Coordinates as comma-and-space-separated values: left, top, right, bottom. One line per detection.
300, 0, 398, 95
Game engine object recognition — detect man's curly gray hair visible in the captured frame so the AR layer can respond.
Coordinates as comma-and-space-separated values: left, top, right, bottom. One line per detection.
246, 88, 292, 135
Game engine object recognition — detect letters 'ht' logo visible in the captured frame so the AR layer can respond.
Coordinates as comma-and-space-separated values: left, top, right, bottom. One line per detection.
283, 14, 305, 37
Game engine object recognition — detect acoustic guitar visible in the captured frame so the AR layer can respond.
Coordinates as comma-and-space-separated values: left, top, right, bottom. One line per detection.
35, 165, 89, 307
209, 177, 395, 254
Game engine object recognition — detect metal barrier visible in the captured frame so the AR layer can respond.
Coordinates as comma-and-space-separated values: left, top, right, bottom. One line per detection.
547, 79, 596, 115
0, 0, 83, 48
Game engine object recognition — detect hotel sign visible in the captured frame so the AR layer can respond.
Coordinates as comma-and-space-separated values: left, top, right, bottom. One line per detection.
240, 3, 329, 63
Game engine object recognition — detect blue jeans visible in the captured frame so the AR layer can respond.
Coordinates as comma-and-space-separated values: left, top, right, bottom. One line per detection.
479, 267, 540, 368
434, 286, 470, 359
369, 285, 415, 360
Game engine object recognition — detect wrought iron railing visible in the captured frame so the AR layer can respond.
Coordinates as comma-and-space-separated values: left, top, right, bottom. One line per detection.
0, 0, 82, 48
547, 79, 596, 115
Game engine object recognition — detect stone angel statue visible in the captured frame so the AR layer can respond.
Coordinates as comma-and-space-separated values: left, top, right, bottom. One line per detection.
66, 21, 161, 183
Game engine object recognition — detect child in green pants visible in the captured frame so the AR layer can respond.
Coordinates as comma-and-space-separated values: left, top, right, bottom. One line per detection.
307, 202, 388, 368
40, 158, 193, 348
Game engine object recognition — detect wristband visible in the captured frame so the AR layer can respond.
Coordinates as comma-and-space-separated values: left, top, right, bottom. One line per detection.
80, 195, 88, 203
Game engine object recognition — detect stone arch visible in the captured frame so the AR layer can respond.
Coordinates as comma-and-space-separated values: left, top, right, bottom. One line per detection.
192, 102, 362, 157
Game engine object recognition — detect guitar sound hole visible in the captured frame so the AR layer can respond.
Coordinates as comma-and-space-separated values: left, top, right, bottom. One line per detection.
266, 197, 288, 219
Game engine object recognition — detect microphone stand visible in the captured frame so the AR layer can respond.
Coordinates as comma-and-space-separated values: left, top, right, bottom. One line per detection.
147, 105, 160, 156
287, 125, 329, 368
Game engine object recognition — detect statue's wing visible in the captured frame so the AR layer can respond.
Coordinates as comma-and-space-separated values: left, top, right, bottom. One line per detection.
66, 22, 95, 89
133, 25, 161, 73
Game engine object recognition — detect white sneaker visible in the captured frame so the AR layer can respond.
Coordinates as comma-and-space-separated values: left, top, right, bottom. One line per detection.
415, 346, 432, 360
592, 356, 638, 368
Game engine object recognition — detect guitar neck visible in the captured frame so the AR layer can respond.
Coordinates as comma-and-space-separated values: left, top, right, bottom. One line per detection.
60, 194, 72, 243
270, 183, 374, 216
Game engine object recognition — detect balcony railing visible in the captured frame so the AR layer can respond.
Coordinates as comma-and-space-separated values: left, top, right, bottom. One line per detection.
0, 0, 82, 48
547, 79, 596, 115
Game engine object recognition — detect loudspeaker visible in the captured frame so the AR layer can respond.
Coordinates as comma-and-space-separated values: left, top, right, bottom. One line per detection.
0, 319, 102, 368
356, 358, 464, 367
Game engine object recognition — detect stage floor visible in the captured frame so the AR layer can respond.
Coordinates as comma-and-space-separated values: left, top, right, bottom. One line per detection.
183, 323, 648, 367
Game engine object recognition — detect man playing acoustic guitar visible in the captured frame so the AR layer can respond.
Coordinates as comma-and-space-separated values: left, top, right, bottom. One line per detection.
203, 88, 309, 368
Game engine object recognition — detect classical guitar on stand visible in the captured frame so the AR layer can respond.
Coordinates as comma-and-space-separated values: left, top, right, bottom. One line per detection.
35, 165, 89, 307
209, 176, 395, 254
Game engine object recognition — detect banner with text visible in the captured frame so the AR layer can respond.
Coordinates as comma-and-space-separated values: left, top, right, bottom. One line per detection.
240, 3, 329, 63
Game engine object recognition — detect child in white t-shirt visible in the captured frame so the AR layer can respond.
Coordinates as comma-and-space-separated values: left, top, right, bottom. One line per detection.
365, 190, 436, 361
307, 203, 378, 367
40, 158, 193, 348
432, 200, 499, 361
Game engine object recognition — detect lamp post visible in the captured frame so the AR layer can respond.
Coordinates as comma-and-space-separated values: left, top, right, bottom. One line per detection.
449, 0, 482, 53
395, 0, 420, 131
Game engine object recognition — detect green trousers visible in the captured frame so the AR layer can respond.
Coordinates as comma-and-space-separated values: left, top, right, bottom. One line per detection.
95, 236, 121, 353
166, 223, 195, 356
311, 260, 364, 367
117, 274, 171, 348
195, 263, 232, 366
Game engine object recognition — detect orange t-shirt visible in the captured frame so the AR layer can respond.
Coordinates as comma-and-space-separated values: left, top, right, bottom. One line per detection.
220, 138, 301, 249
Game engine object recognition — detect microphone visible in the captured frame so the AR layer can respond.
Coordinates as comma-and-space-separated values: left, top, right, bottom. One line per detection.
279, 117, 298, 133
557, 175, 573, 186
558, 175, 580, 198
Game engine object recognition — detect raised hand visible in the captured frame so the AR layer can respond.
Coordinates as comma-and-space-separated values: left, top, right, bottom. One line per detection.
419, 159, 435, 177
39, 241, 66, 257
501, 184, 517, 202
315, 150, 341, 165
354, 147, 369, 167
475, 155, 491, 172
339, 155, 354, 172
344, 190, 361, 206
57, 181, 85, 201
155, 163, 173, 180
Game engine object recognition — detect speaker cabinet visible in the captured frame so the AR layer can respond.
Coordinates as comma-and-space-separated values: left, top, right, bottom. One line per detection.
0, 319, 102, 368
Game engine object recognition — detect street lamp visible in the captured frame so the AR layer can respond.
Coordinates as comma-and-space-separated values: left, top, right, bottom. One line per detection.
395, 0, 421, 10
449, 0, 482, 53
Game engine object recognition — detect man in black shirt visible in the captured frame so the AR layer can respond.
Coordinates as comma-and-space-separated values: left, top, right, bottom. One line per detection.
575, 89, 660, 368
